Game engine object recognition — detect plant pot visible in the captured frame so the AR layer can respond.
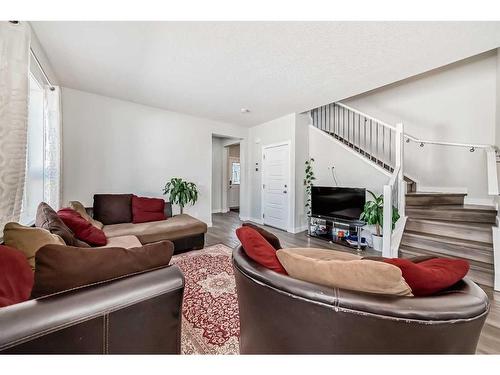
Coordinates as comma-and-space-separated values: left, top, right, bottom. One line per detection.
372, 234, 383, 252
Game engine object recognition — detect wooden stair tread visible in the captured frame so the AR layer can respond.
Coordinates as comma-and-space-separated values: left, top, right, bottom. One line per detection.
403, 230, 493, 250
406, 192, 466, 197
406, 204, 496, 212
406, 217, 494, 231
401, 233, 493, 264
399, 245, 494, 270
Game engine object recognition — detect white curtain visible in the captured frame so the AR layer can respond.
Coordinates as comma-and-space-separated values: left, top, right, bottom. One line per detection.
43, 85, 62, 210
0, 22, 31, 232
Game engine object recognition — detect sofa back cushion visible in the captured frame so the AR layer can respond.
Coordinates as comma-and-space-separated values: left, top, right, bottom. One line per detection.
35, 202, 90, 247
0, 245, 34, 307
276, 248, 413, 296
68, 200, 103, 229
2, 222, 65, 270
383, 257, 470, 296
93, 194, 133, 225
132, 196, 166, 224
242, 222, 281, 250
31, 240, 175, 298
236, 226, 287, 274
57, 208, 107, 246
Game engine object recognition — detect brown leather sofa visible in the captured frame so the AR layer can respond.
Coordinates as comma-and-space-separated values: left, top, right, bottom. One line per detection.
233, 246, 489, 354
0, 265, 184, 354
87, 201, 207, 253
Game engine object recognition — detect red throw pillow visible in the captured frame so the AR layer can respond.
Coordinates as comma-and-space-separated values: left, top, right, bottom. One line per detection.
383, 257, 470, 296
236, 226, 287, 274
0, 245, 34, 307
132, 196, 166, 224
57, 208, 107, 246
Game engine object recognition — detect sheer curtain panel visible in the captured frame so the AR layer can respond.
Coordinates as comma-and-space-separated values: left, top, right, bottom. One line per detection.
43, 85, 62, 210
0, 21, 31, 233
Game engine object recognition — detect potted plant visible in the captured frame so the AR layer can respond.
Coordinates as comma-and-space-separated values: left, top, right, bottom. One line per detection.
162, 177, 199, 214
360, 191, 400, 251
304, 158, 316, 216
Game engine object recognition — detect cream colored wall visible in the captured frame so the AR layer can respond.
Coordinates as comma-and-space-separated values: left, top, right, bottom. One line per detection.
62, 88, 248, 226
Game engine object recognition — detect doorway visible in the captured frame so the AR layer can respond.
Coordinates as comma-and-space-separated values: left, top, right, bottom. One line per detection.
261, 142, 291, 231
227, 144, 241, 211
211, 135, 242, 216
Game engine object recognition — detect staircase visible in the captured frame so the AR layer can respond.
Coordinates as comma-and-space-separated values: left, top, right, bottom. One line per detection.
311, 102, 417, 192
402, 193, 497, 287
311, 101, 499, 288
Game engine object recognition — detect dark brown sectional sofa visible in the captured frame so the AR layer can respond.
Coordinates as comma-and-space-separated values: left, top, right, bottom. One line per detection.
88, 196, 207, 253
0, 266, 185, 354
0, 194, 208, 354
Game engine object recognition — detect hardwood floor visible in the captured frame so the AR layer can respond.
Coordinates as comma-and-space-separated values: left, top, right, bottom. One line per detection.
207, 211, 500, 354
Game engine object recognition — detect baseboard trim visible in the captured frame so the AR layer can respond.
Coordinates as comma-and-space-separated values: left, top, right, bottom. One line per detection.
211, 208, 222, 214
240, 217, 264, 225
291, 225, 308, 234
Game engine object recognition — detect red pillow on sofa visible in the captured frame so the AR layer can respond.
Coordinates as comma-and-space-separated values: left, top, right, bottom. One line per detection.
57, 208, 107, 246
236, 226, 287, 275
383, 257, 470, 296
132, 196, 166, 224
0, 245, 34, 307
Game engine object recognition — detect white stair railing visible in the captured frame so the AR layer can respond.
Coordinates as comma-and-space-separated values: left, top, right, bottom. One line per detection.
311, 102, 398, 172
382, 123, 405, 257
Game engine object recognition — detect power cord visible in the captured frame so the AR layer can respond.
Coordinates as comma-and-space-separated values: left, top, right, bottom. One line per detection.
330, 165, 340, 186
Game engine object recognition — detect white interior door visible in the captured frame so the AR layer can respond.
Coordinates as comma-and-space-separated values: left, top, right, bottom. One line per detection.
262, 143, 290, 231
228, 156, 240, 208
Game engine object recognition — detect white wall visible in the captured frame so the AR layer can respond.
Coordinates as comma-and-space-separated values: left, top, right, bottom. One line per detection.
343, 51, 497, 203
246, 112, 310, 232
61, 88, 248, 225
246, 114, 295, 225
211, 137, 223, 212
309, 126, 390, 196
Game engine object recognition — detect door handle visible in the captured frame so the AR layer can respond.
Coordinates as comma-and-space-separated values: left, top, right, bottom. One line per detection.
283, 190, 287, 194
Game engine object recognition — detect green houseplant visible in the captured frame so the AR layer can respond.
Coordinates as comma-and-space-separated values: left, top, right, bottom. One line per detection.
304, 158, 316, 216
360, 190, 400, 251
162, 178, 199, 214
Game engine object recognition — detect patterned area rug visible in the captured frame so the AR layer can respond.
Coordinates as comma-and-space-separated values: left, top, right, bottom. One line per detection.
171, 244, 240, 354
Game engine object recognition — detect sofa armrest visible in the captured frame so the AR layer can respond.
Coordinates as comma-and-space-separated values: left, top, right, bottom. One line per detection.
0, 265, 184, 354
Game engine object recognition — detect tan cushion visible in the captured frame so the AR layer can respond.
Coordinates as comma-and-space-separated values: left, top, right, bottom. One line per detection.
286, 248, 362, 261
69, 201, 104, 230
97, 235, 142, 249
102, 214, 207, 244
276, 248, 413, 296
3, 222, 65, 270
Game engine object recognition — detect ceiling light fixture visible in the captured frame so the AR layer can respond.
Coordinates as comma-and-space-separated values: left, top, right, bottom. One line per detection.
240, 108, 250, 114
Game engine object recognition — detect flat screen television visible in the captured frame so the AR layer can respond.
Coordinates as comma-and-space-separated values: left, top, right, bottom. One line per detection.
311, 186, 366, 221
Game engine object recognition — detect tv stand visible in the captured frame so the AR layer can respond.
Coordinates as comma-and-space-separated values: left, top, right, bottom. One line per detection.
307, 216, 366, 251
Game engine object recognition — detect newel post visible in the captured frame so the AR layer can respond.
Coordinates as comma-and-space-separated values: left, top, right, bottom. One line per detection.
396, 122, 405, 216
382, 185, 392, 257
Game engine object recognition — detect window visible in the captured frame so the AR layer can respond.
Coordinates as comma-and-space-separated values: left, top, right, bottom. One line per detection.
231, 162, 241, 185
19, 74, 45, 224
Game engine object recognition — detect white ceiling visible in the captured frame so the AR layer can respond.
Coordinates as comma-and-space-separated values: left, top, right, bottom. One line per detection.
31, 21, 500, 127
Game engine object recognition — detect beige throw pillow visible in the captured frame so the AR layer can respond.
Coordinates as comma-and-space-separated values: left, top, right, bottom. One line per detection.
276, 248, 413, 296
69, 200, 104, 230
3, 222, 65, 270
